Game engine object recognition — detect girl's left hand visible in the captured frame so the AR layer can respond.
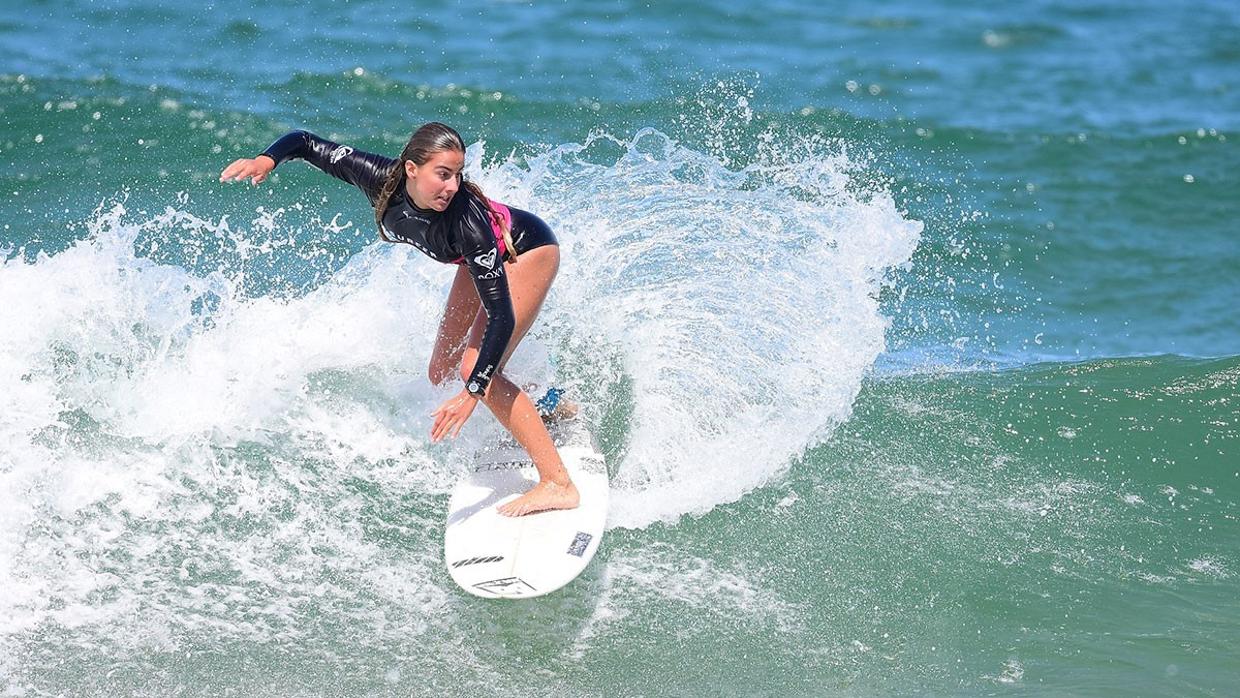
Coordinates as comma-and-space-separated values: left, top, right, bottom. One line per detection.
430, 389, 481, 442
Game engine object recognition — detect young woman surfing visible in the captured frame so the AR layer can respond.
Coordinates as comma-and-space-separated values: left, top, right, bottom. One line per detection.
219, 123, 578, 517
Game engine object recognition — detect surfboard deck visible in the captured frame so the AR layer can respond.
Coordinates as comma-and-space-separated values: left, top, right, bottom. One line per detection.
444, 418, 608, 599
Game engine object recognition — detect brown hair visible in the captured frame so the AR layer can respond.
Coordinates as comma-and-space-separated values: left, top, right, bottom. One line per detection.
373, 122, 514, 259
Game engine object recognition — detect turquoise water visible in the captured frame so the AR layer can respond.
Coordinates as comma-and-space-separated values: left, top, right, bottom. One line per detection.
2, 1, 1237, 695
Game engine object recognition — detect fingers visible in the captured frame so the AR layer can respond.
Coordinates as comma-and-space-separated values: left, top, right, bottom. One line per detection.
219, 158, 269, 185
218, 160, 240, 181
431, 412, 450, 442
433, 415, 462, 442
430, 399, 477, 442
431, 408, 458, 442
219, 158, 252, 181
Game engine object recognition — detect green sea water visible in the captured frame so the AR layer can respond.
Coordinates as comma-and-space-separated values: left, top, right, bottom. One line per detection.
1, 1, 1237, 695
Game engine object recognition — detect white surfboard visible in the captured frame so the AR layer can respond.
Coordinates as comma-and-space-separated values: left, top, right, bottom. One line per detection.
444, 419, 608, 599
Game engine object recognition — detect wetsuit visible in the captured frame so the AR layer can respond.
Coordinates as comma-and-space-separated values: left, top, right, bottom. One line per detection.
259, 130, 557, 398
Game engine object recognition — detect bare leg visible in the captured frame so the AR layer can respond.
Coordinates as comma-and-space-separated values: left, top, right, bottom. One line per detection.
457, 245, 579, 516
428, 265, 481, 385
478, 374, 579, 516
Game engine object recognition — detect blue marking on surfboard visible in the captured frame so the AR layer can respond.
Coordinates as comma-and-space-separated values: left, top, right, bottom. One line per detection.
567, 532, 592, 557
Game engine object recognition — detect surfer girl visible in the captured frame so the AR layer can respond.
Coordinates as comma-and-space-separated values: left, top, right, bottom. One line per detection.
219, 124, 578, 517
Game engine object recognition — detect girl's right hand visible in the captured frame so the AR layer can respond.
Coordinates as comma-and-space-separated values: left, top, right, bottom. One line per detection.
219, 155, 275, 185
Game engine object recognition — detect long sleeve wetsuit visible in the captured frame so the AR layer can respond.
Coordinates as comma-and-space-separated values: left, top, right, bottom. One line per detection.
260, 130, 555, 398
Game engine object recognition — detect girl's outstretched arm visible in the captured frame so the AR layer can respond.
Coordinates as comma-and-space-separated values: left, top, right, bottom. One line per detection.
220, 130, 397, 206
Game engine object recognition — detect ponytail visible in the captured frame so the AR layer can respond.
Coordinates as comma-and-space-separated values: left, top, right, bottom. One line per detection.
373, 163, 402, 243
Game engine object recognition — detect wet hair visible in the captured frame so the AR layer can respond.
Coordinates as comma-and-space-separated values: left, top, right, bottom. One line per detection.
373, 122, 510, 256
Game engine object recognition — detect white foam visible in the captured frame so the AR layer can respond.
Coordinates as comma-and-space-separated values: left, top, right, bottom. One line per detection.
1, 126, 919, 663
569, 542, 803, 659
474, 129, 921, 527
0, 198, 469, 665
1187, 557, 1229, 579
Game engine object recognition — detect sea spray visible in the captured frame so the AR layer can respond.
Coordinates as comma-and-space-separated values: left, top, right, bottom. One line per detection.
472, 128, 922, 527
1, 126, 921, 692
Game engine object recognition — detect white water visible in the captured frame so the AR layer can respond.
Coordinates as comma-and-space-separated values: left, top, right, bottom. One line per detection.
478, 128, 922, 526
2, 125, 922, 530
0, 129, 919, 685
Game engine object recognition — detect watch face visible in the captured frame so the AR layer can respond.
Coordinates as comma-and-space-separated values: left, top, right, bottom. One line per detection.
468, 381, 480, 394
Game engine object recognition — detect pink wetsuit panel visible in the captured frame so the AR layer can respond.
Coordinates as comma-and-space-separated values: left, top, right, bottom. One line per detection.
451, 201, 510, 264
491, 202, 511, 258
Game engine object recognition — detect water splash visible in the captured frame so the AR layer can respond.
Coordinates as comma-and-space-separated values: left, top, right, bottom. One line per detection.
1, 126, 920, 689
476, 127, 922, 527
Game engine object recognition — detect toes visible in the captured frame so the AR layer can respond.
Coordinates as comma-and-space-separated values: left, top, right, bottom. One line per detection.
496, 499, 524, 517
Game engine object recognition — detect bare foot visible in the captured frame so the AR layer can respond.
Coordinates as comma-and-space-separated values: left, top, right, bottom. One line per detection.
528, 386, 579, 423
497, 480, 580, 517
542, 397, 579, 423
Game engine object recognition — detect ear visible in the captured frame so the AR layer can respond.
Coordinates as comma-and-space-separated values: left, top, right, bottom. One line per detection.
404, 160, 418, 179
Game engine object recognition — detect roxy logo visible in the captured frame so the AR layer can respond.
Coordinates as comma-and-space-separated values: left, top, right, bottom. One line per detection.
329, 145, 353, 164
474, 249, 498, 269
475, 267, 504, 281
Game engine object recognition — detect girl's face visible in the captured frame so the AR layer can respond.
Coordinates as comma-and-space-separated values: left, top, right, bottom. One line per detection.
405, 149, 464, 211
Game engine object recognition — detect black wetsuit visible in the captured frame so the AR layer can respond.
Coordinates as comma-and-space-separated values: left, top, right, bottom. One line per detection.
260, 130, 557, 398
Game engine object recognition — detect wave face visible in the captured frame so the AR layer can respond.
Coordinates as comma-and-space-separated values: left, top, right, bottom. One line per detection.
2, 0, 1238, 694
480, 129, 921, 526
0, 127, 921, 692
